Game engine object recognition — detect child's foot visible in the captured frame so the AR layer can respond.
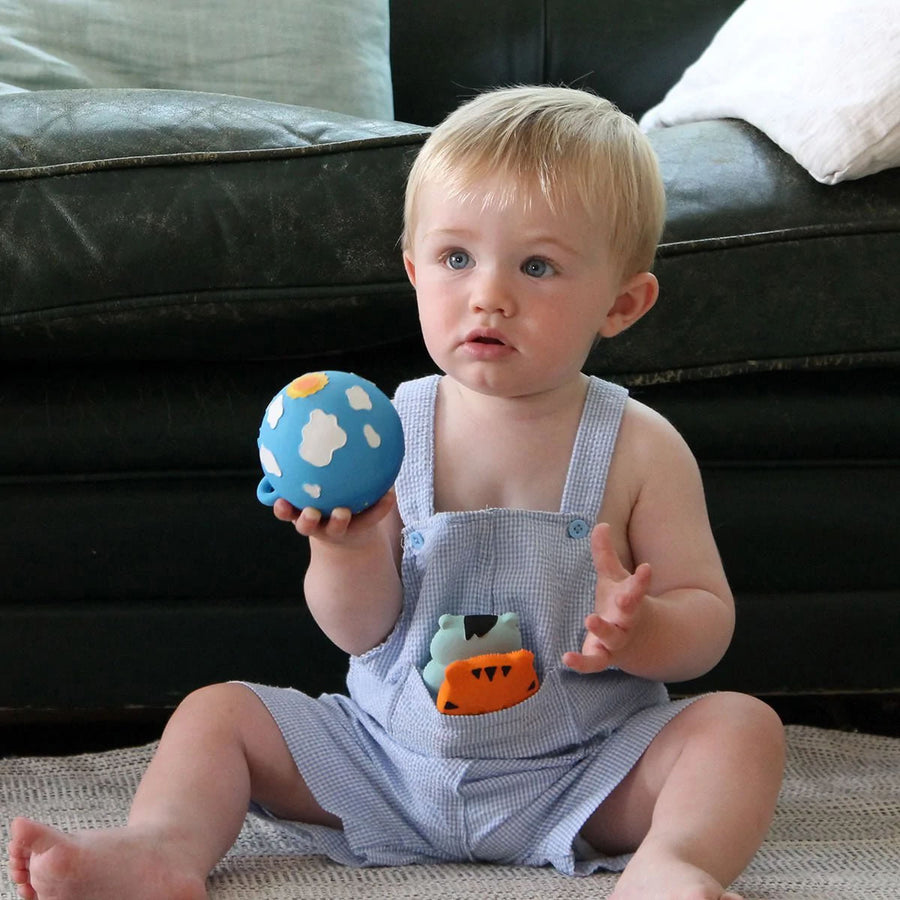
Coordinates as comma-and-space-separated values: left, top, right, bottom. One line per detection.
610, 844, 743, 900
7, 817, 208, 900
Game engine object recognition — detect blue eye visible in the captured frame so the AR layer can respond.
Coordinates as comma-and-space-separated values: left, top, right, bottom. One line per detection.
445, 251, 471, 270
522, 257, 552, 278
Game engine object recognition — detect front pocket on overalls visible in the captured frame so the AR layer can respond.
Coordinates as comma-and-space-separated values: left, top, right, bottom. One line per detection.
388, 665, 583, 761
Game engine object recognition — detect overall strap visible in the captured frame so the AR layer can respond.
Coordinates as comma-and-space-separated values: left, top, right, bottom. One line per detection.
559, 377, 629, 516
393, 375, 440, 525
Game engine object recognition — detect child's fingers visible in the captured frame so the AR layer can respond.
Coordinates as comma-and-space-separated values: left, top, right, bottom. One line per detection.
612, 563, 652, 617
561, 646, 613, 674
272, 497, 301, 522
565, 605, 641, 674
631, 561, 652, 598
288, 490, 397, 542
323, 507, 352, 538
293, 505, 324, 535
584, 612, 629, 650
590, 523, 630, 581
273, 499, 328, 537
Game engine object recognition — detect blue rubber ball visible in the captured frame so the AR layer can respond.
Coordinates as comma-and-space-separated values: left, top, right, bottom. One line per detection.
257, 371, 404, 515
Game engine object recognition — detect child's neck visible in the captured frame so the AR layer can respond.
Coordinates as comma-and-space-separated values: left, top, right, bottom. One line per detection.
432, 375, 590, 513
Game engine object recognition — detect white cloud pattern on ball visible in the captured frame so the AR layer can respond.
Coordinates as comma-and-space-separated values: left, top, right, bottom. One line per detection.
345, 385, 373, 410
266, 393, 285, 429
259, 444, 282, 477
363, 424, 382, 448
300, 409, 347, 466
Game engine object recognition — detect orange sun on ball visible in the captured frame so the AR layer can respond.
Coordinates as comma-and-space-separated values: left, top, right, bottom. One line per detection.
286, 372, 329, 399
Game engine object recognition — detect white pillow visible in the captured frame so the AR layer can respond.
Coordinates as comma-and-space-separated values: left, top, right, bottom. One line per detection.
0, 0, 393, 120
640, 0, 900, 184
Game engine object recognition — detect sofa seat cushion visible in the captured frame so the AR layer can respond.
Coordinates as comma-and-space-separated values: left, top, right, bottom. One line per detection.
0, 89, 428, 362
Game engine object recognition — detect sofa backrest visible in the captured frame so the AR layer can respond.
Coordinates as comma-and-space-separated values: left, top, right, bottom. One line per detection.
390, 0, 741, 126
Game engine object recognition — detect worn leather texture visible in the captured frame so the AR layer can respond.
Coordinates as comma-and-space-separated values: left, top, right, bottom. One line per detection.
0, 90, 427, 362
4, 99, 897, 377
0, 0, 897, 714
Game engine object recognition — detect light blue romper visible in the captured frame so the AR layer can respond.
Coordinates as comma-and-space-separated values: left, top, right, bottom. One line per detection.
245, 375, 696, 875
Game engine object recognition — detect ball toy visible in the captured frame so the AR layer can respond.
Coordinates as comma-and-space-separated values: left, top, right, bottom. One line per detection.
256, 371, 404, 515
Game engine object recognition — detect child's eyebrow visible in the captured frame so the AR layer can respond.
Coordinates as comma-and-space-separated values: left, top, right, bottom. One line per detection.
522, 234, 581, 257
423, 228, 578, 254
422, 227, 475, 241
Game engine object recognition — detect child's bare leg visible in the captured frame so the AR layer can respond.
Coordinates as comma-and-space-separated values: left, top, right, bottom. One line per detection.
581, 692, 784, 900
7, 683, 337, 900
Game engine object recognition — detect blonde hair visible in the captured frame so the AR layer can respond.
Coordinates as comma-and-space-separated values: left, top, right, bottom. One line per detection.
403, 86, 665, 279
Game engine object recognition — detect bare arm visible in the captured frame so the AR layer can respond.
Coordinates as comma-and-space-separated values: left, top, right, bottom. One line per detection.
563, 401, 735, 683
274, 492, 404, 656
562, 524, 734, 682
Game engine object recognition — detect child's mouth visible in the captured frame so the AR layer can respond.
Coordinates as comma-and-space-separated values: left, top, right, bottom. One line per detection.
465, 329, 507, 346
462, 330, 513, 358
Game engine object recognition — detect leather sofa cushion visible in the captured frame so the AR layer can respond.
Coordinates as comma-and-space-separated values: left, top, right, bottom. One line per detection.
2, 90, 898, 379
596, 120, 900, 380
0, 89, 427, 363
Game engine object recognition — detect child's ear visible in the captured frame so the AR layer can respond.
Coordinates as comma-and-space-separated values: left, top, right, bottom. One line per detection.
598, 272, 659, 338
403, 252, 417, 287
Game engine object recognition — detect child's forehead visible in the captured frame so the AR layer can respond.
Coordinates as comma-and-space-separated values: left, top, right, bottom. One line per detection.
418, 170, 582, 221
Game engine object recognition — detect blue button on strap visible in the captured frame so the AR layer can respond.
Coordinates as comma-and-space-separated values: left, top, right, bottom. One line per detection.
567, 518, 590, 539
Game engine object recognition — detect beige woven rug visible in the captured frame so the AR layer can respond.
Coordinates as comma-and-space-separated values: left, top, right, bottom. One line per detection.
1, 725, 898, 899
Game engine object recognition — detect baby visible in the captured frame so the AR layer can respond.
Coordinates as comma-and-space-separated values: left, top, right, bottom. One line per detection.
8, 86, 784, 900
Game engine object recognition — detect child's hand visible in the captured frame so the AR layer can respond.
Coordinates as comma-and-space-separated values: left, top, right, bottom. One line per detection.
273, 490, 397, 546
562, 523, 652, 674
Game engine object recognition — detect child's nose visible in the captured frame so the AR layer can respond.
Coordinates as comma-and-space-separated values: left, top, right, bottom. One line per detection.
469, 270, 515, 316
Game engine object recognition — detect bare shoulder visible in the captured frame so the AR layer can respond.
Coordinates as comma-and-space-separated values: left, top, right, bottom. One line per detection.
614, 397, 700, 481
598, 398, 700, 562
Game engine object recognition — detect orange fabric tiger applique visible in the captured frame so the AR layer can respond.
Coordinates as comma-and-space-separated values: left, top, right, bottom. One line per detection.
437, 649, 539, 715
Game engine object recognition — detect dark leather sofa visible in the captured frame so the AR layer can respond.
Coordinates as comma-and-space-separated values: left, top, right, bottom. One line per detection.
2, 0, 898, 724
